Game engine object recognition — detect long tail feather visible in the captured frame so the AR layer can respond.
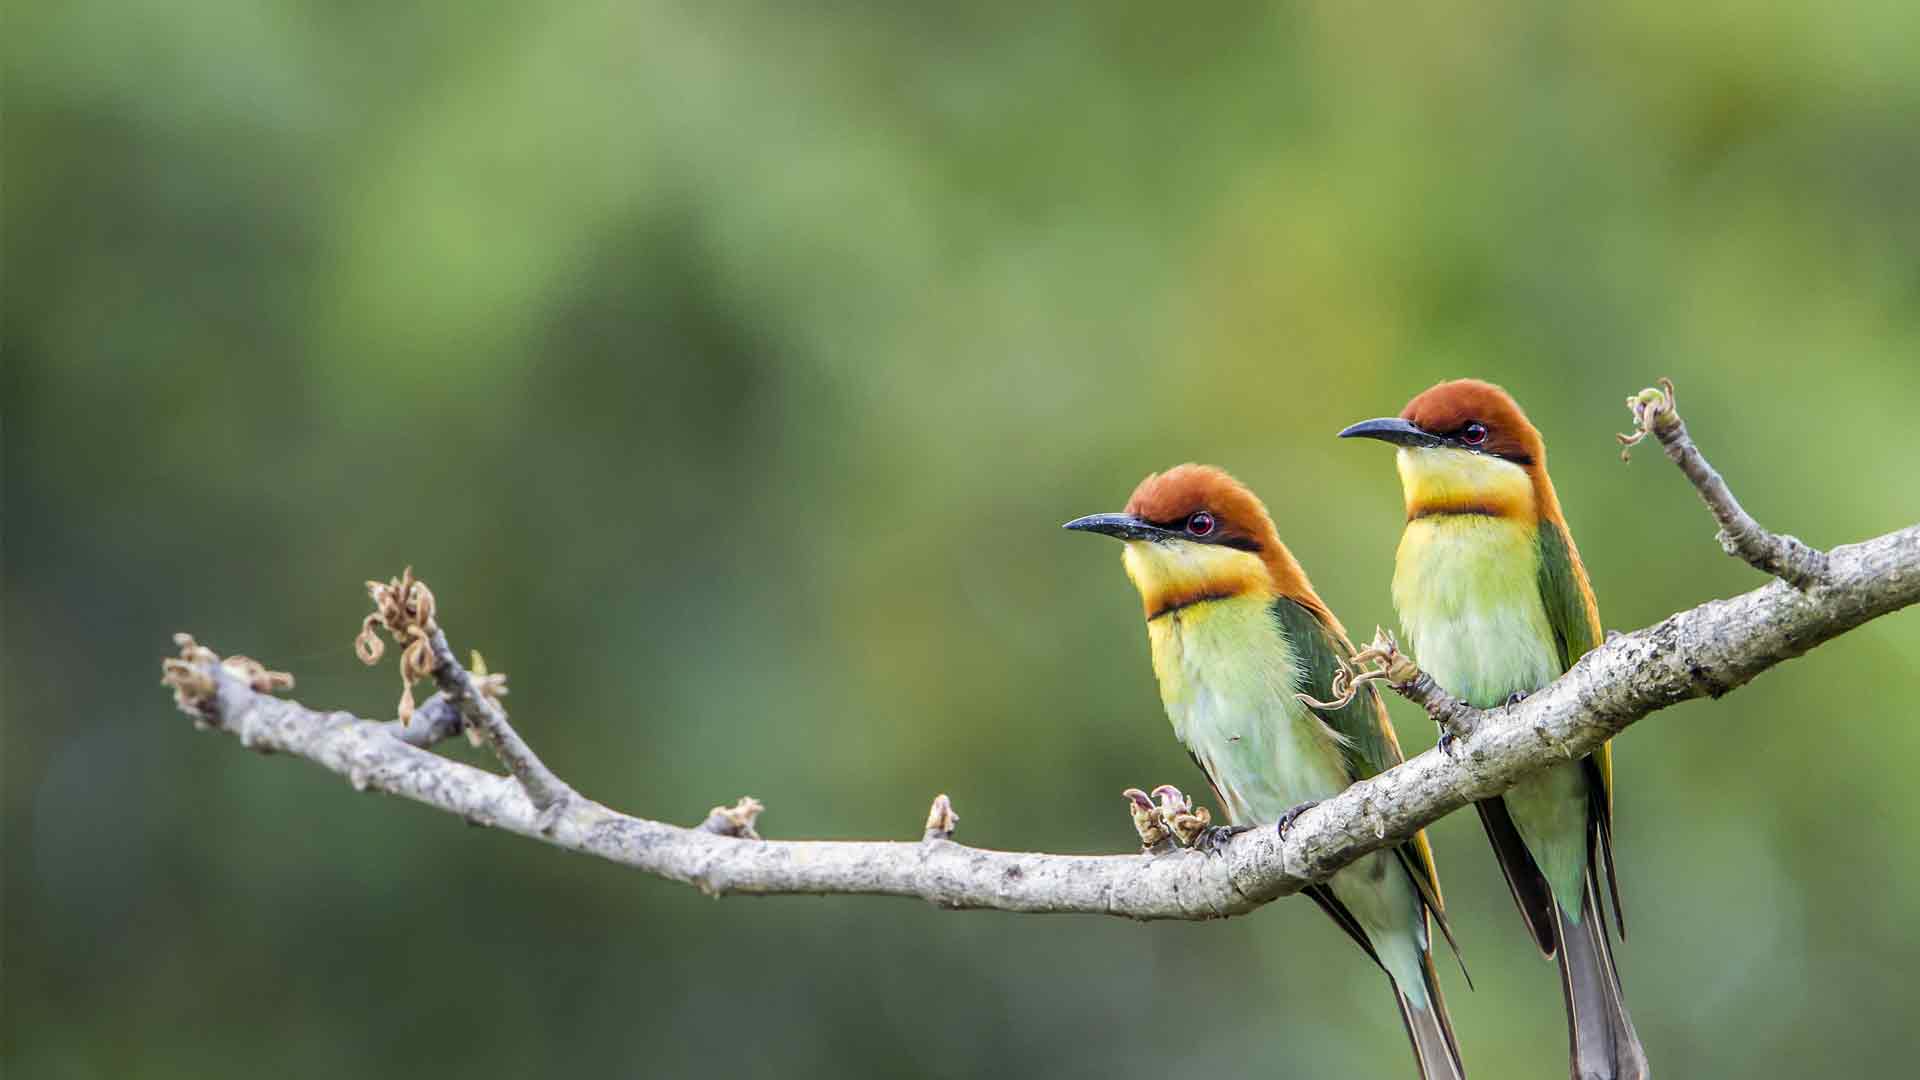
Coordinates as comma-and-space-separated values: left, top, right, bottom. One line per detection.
1393, 951, 1466, 1080
1396, 846, 1472, 989
1552, 869, 1648, 1080
1587, 767, 1628, 941
1475, 797, 1556, 956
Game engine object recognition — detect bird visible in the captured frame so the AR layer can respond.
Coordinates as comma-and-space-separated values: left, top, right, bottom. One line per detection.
1340, 379, 1647, 1080
1066, 463, 1467, 1080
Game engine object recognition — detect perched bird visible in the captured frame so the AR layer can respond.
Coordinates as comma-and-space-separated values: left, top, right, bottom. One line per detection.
1067, 464, 1466, 1080
1341, 380, 1647, 1080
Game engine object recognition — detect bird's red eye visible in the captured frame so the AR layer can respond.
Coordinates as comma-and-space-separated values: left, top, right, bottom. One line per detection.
1462, 422, 1488, 446
1186, 511, 1215, 537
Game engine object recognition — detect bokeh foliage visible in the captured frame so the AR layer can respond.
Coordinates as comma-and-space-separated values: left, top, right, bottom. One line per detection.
7, 3, 1920, 1077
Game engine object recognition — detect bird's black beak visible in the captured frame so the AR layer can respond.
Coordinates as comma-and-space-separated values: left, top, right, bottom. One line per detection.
1062, 513, 1176, 542
1337, 417, 1445, 449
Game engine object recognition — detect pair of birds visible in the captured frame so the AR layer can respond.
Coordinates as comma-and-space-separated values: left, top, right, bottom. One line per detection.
1066, 379, 1645, 1080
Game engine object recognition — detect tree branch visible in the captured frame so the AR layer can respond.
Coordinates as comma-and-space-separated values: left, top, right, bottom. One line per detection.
421, 627, 576, 815
389, 692, 466, 748
1619, 377, 1830, 587
158, 383, 1920, 921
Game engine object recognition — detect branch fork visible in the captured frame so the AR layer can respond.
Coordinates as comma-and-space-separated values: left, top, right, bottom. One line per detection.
1619, 378, 1830, 589
351, 569, 576, 820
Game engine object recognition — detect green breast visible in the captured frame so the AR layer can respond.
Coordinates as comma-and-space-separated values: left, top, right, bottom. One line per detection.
1143, 595, 1351, 824
1395, 514, 1593, 910
1392, 516, 1558, 707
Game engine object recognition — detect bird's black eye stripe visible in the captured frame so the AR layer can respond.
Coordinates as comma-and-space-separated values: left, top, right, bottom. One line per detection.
1145, 513, 1262, 552
1446, 419, 1534, 466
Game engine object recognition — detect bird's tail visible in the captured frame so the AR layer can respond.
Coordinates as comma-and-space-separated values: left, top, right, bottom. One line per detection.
1394, 950, 1466, 1080
1553, 869, 1649, 1080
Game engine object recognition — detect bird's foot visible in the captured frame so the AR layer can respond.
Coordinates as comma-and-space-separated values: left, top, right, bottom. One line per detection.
1194, 824, 1252, 855
1433, 695, 1516, 757
1274, 799, 1322, 839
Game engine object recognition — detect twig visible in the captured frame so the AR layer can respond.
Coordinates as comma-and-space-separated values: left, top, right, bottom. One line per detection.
1619, 378, 1830, 588
1296, 628, 1484, 751
421, 626, 575, 816
356, 570, 574, 815
388, 692, 466, 748
1297, 627, 1417, 713
1386, 670, 1483, 748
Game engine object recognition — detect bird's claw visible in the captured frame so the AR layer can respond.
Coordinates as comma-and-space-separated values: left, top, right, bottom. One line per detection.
1274, 799, 1322, 839
1434, 694, 1509, 757
1194, 824, 1252, 855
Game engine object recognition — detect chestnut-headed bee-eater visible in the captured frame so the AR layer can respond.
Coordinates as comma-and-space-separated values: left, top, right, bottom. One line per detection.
1341, 380, 1647, 1080
1067, 464, 1467, 1080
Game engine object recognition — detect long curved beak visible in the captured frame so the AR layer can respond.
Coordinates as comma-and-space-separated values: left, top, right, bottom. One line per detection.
1337, 417, 1445, 448
1062, 513, 1176, 542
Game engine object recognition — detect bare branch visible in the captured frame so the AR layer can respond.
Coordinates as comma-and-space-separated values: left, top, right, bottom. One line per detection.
420, 626, 575, 815
387, 693, 466, 748
354, 571, 573, 814
1620, 378, 1830, 588
159, 519, 1920, 920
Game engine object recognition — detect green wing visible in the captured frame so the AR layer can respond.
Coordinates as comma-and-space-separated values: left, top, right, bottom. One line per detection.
1536, 520, 1601, 672
1271, 597, 1402, 780
1271, 597, 1465, 975
1536, 519, 1626, 937
1535, 520, 1605, 801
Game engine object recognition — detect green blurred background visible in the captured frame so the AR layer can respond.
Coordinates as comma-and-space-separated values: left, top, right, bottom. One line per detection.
8, 3, 1920, 1077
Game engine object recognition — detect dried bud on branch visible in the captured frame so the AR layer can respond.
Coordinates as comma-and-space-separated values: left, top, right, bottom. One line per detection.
356, 567, 440, 722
